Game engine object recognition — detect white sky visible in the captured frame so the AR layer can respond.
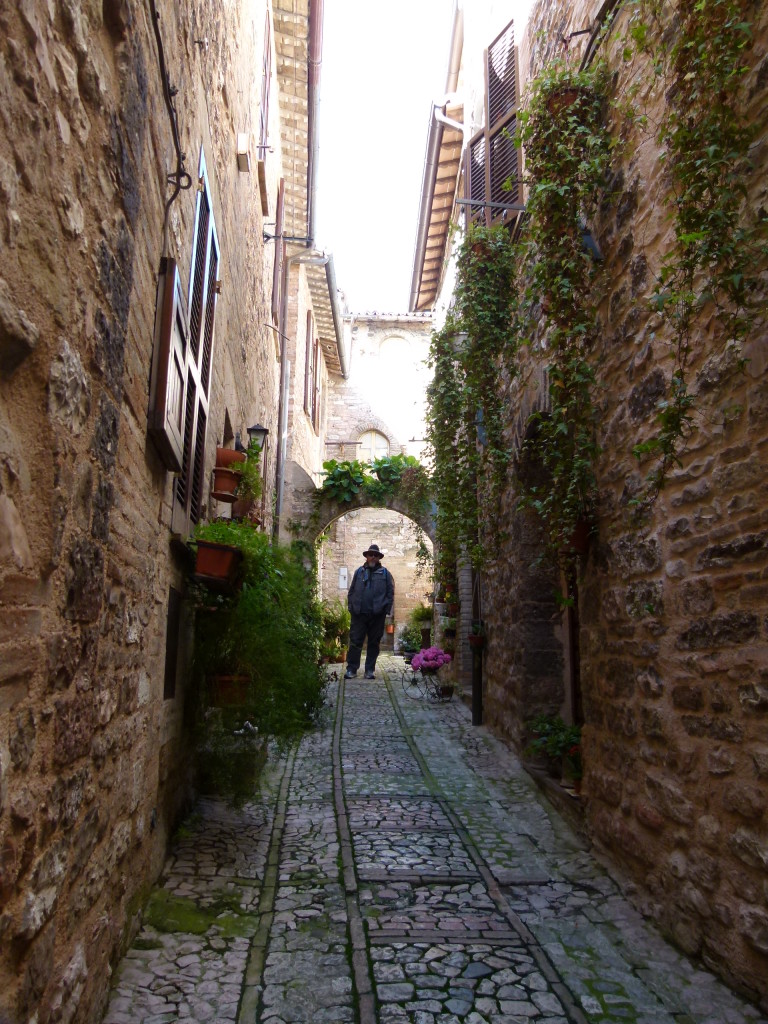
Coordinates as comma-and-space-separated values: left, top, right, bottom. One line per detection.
314, 0, 455, 314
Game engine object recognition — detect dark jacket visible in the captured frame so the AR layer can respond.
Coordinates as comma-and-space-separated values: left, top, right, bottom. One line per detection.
347, 563, 394, 617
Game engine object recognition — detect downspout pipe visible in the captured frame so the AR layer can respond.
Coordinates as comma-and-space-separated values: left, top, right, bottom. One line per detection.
273, 0, 324, 538
307, 0, 323, 246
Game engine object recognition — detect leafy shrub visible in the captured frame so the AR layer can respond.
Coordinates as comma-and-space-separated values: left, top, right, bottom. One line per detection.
192, 523, 326, 801
320, 459, 371, 501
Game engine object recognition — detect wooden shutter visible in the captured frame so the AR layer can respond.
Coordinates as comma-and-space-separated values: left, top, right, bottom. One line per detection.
312, 336, 321, 433
304, 310, 313, 416
175, 150, 220, 529
271, 178, 285, 325
464, 18, 519, 227
259, 9, 272, 153
148, 258, 187, 472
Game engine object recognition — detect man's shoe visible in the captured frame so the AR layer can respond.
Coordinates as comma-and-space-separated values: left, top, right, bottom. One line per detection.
364, 670, 375, 679
344, 669, 357, 679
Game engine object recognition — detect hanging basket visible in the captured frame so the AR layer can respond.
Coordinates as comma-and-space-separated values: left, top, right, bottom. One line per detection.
468, 634, 486, 650
209, 675, 249, 708
211, 467, 241, 503
545, 85, 592, 117
194, 541, 243, 592
216, 447, 247, 469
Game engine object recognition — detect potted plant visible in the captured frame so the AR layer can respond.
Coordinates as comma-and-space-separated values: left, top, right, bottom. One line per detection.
525, 715, 581, 781
193, 521, 246, 592
468, 621, 486, 649
191, 530, 326, 804
216, 446, 247, 469
211, 465, 242, 503
563, 742, 582, 793
321, 598, 351, 664
411, 646, 452, 675
444, 617, 457, 639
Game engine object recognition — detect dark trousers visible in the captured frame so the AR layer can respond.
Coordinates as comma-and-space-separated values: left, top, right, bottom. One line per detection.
347, 612, 387, 673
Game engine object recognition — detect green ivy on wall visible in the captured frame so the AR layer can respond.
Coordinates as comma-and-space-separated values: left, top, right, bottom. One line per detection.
426, 226, 518, 570
513, 57, 614, 565
627, 0, 767, 503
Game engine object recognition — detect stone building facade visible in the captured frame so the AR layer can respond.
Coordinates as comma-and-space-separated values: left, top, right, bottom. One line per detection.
0, 1, 343, 1021
411, 0, 768, 1007
318, 313, 434, 638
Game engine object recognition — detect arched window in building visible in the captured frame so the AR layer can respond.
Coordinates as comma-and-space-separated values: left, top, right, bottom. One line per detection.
358, 429, 389, 464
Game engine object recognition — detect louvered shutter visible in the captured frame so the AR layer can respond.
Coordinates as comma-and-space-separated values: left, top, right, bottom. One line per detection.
148, 258, 187, 472
463, 18, 519, 227
175, 150, 219, 530
466, 133, 486, 225
486, 19, 519, 218
304, 310, 313, 416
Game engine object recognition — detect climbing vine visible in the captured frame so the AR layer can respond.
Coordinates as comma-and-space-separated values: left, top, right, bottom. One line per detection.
626, 0, 767, 502
426, 226, 518, 570
514, 57, 614, 563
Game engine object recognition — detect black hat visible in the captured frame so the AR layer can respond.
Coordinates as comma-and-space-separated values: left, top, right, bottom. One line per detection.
362, 543, 384, 558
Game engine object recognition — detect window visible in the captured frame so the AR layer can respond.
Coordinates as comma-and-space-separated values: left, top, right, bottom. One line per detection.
163, 587, 183, 700
147, 257, 188, 473
258, 9, 271, 155
304, 311, 314, 417
466, 18, 519, 228
175, 149, 220, 528
359, 430, 389, 463
312, 335, 323, 434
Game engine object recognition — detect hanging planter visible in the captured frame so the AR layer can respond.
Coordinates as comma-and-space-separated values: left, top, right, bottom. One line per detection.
545, 84, 593, 117
209, 674, 249, 707
211, 466, 242, 503
216, 447, 247, 469
468, 633, 486, 650
194, 540, 243, 592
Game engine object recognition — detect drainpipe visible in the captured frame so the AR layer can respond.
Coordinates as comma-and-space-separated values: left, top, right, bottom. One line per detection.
307, 0, 323, 246
272, 0, 324, 539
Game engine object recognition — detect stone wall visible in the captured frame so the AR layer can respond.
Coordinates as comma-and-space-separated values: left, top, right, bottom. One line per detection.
325, 313, 433, 462
0, 0, 286, 1020
319, 508, 431, 647
479, 0, 768, 1004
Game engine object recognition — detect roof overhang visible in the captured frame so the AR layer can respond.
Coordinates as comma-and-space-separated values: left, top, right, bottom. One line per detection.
409, 4, 464, 312
409, 102, 464, 312
306, 255, 347, 377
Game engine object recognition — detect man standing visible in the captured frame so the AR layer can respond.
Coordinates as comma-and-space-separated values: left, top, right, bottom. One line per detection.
345, 543, 395, 679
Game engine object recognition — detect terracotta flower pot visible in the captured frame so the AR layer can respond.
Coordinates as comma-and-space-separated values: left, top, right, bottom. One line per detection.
468, 634, 486, 650
211, 466, 241, 503
216, 447, 247, 469
447, 603, 459, 616
194, 541, 242, 592
546, 86, 591, 116
210, 675, 249, 707
386, 624, 394, 634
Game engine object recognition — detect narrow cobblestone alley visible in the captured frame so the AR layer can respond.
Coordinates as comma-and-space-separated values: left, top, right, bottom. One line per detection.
102, 658, 767, 1024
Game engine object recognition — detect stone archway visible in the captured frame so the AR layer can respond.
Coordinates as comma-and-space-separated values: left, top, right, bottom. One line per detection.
301, 488, 436, 549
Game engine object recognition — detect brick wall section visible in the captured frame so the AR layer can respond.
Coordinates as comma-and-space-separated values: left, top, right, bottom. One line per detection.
0, 1, 287, 1020
477, 0, 768, 1002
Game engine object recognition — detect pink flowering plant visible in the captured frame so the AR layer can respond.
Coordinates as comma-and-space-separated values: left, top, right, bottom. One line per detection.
411, 646, 452, 672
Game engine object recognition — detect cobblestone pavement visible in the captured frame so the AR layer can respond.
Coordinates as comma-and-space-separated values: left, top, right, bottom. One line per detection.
103, 656, 768, 1024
